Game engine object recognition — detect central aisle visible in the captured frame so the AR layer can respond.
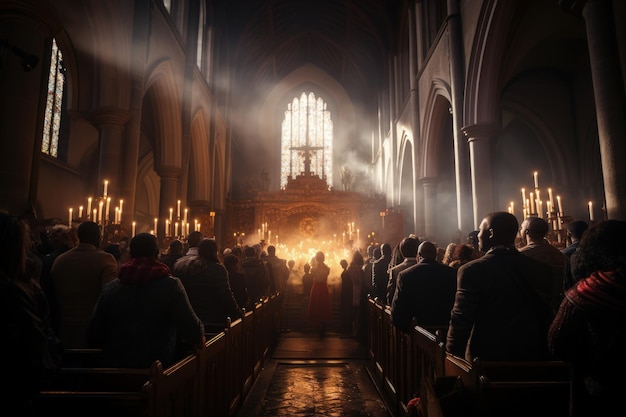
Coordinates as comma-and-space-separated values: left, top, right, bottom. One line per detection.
236, 331, 393, 417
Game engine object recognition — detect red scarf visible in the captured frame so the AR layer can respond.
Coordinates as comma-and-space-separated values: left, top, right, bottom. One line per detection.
118, 257, 171, 286
567, 270, 626, 314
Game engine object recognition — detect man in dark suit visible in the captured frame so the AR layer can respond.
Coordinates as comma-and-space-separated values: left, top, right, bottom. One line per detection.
390, 241, 456, 333
446, 212, 554, 362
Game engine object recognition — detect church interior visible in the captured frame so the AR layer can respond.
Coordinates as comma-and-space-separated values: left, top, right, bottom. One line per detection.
1, 0, 625, 256
2, 1, 626, 416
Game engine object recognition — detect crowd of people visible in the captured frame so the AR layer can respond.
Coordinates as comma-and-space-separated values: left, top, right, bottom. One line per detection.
3, 208, 624, 417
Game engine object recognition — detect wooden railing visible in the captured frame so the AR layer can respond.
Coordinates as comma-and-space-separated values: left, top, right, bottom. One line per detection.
34, 294, 280, 417
366, 297, 571, 417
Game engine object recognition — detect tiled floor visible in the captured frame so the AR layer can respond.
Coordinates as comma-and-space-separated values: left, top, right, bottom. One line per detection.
236, 331, 392, 417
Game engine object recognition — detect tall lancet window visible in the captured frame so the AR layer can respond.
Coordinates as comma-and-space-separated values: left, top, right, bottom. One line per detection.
280, 92, 333, 189
41, 38, 66, 158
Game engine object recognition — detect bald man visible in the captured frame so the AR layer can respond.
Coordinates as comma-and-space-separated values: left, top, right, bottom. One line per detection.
446, 212, 554, 362
390, 241, 457, 333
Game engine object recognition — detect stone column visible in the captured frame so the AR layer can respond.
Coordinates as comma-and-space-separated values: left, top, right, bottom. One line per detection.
421, 176, 438, 240
580, 0, 626, 220
463, 124, 499, 229
92, 107, 130, 199
447, 0, 473, 235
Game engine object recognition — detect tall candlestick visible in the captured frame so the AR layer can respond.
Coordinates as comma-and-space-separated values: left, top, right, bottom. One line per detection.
533, 171, 538, 189
132, 221, 136, 237
184, 208, 188, 224
537, 200, 543, 218
186, 223, 190, 237
118, 200, 123, 222
115, 207, 119, 223
69, 208, 73, 227
165, 220, 170, 236
529, 192, 535, 214
105, 197, 111, 222
154, 218, 158, 236
177, 200, 181, 219
103, 180, 108, 198
87, 197, 92, 219
557, 195, 563, 215
93, 208, 97, 221
588, 201, 594, 221
98, 201, 104, 223
169, 208, 173, 223
548, 188, 554, 211
195, 219, 199, 232
78, 205, 83, 219
521, 188, 526, 210
174, 222, 179, 237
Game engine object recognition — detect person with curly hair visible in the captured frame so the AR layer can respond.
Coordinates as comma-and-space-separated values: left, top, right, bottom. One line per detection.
547, 220, 626, 417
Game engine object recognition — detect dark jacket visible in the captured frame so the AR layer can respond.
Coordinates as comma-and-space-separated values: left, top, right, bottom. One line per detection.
173, 255, 242, 326
87, 258, 204, 368
446, 247, 554, 362
391, 259, 456, 332
240, 256, 271, 303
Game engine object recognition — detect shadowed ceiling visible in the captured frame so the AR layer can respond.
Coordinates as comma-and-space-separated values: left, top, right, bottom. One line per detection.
214, 0, 401, 105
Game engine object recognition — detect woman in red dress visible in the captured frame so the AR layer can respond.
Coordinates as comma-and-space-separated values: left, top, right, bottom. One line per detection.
306, 251, 332, 336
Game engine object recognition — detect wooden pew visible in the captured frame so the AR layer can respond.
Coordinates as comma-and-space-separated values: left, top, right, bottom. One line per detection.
444, 353, 571, 417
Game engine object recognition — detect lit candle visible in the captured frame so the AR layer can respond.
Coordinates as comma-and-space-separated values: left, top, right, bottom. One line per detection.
93, 208, 97, 221
87, 197, 92, 219
548, 188, 554, 211
533, 171, 538, 189
105, 197, 111, 222
132, 221, 136, 237
529, 192, 535, 214
78, 205, 83, 219
154, 218, 158, 236
177, 200, 181, 219
557, 195, 563, 215
195, 219, 199, 231
537, 200, 543, 218
186, 223, 190, 236
268, 230, 271, 245
165, 219, 170, 236
588, 201, 594, 221
169, 208, 173, 223
103, 180, 108, 198
98, 201, 104, 223
115, 207, 119, 223
69, 208, 73, 227
521, 188, 526, 210
183, 208, 188, 224
174, 222, 179, 237
546, 201, 552, 215
119, 200, 123, 222
510, 202, 514, 216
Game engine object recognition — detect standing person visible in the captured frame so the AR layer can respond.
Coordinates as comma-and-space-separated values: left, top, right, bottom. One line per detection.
86, 233, 205, 368
50, 221, 118, 348
386, 236, 419, 305
173, 238, 242, 329
307, 251, 332, 337
519, 216, 568, 312
446, 212, 555, 362
240, 245, 271, 304
0, 212, 62, 416
184, 230, 203, 256
548, 220, 626, 417
223, 253, 251, 312
160, 239, 184, 272
339, 258, 352, 333
391, 241, 456, 333
372, 243, 393, 303
561, 220, 589, 291
345, 251, 365, 338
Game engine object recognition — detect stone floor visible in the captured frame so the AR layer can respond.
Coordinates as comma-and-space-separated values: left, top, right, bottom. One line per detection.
236, 331, 392, 417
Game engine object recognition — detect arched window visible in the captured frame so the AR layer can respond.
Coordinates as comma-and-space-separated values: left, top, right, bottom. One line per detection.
280, 92, 333, 189
41, 38, 67, 159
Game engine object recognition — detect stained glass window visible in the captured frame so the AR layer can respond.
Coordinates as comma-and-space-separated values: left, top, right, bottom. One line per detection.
280, 92, 333, 189
41, 38, 65, 158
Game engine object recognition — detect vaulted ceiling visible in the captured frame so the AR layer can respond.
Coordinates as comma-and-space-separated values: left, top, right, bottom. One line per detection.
213, 0, 401, 106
